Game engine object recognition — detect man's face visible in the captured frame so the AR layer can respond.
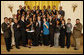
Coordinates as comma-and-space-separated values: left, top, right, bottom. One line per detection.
19, 5, 22, 9
43, 6, 46, 9
4, 18, 8, 23
76, 20, 80, 24
67, 20, 71, 23
60, 7, 62, 10
37, 6, 39, 9
33, 6, 36, 10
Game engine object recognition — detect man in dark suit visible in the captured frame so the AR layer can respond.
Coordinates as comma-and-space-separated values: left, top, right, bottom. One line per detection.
37, 6, 41, 13
13, 18, 21, 49
43, 5, 47, 14
48, 16, 54, 47
33, 6, 36, 14
52, 6, 57, 15
58, 6, 65, 17
18, 5, 25, 16
35, 16, 43, 46
2, 17, 12, 52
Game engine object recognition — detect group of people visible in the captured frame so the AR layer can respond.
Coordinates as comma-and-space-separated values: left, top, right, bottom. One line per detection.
1, 5, 82, 52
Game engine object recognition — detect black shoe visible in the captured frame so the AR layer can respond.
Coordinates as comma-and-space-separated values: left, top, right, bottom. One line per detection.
74, 48, 78, 50
16, 47, 20, 49
67, 47, 70, 49
39, 43, 42, 45
23, 45, 27, 47
10, 47, 13, 49
7, 49, 10, 52
67, 47, 69, 49
28, 46, 31, 48
50, 45, 53, 47
61, 46, 64, 48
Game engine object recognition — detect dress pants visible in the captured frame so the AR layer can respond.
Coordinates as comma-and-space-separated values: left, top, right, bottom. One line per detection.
43, 35, 49, 46
21, 31, 26, 46
49, 31, 54, 46
60, 33, 65, 47
15, 35, 20, 48
54, 33, 60, 47
4, 38, 11, 51
73, 37, 80, 50
66, 32, 71, 48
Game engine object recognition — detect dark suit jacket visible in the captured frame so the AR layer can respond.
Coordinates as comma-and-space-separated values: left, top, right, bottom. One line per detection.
52, 9, 58, 15
35, 21, 43, 34
58, 10, 65, 17
2, 22, 12, 38
13, 23, 21, 38
60, 24, 67, 35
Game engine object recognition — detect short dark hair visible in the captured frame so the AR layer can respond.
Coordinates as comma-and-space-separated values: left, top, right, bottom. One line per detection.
4, 17, 8, 20
76, 19, 80, 21
67, 18, 71, 20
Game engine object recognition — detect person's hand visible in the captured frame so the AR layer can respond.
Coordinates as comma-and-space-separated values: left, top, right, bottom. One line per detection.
50, 22, 52, 25
7, 25, 10, 28
26, 29, 29, 31
36, 22, 38, 26
44, 22, 46, 26
74, 25, 76, 27
41, 30, 43, 33
63, 26, 65, 29
31, 22, 33, 24
17, 25, 20, 28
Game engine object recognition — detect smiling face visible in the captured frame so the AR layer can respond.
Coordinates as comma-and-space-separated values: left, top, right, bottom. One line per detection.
76, 19, 80, 24
60, 6, 62, 10
9, 18, 12, 23
19, 5, 22, 9
14, 18, 18, 23
62, 20, 65, 24
4, 17, 8, 23
67, 19, 71, 23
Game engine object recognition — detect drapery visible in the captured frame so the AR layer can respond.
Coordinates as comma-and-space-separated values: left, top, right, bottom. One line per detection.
24, 1, 60, 10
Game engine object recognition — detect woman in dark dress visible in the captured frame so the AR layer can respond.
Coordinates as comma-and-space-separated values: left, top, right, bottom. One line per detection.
19, 15, 27, 47
26, 17, 33, 48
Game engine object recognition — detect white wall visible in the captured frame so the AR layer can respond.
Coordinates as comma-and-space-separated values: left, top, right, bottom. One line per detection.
1, 1, 24, 33
60, 1, 83, 33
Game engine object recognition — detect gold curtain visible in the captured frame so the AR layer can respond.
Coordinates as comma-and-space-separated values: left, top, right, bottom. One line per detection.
24, 1, 60, 10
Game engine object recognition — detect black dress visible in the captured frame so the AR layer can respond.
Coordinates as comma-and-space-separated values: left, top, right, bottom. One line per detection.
19, 20, 27, 46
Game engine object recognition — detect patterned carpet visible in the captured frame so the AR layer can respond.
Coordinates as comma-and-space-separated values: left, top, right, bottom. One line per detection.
1, 34, 83, 54
1, 45, 83, 54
